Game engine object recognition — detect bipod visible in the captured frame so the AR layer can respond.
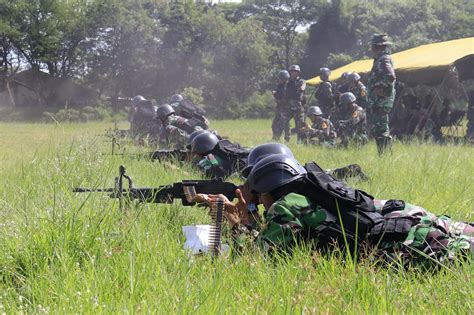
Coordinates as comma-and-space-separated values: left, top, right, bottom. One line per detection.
114, 165, 133, 211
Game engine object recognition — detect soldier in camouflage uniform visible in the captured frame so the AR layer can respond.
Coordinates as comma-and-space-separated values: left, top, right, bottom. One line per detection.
285, 65, 307, 141
336, 92, 368, 147
367, 34, 396, 155
298, 106, 337, 146
128, 95, 161, 143
348, 72, 368, 109
156, 104, 202, 149
271, 70, 291, 141
195, 153, 473, 268
315, 67, 335, 118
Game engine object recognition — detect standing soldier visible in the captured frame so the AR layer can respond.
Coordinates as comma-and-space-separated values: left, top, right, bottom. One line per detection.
298, 106, 337, 146
285, 64, 306, 141
367, 34, 396, 155
348, 72, 368, 109
336, 92, 368, 147
315, 67, 335, 118
271, 70, 291, 142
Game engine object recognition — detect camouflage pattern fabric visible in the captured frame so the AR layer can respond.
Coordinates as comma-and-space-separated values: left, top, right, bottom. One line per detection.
372, 200, 474, 268
350, 82, 369, 109
285, 77, 307, 135
159, 114, 201, 149
299, 118, 337, 146
315, 81, 335, 117
336, 104, 368, 147
196, 153, 234, 179
272, 82, 291, 141
367, 49, 396, 153
232, 193, 473, 268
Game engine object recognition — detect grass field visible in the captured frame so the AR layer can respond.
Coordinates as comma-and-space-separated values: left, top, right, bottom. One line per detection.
0, 120, 473, 313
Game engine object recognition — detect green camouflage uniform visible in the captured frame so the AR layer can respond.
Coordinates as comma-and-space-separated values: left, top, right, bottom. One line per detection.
272, 82, 291, 141
350, 82, 369, 109
336, 104, 368, 147
233, 193, 473, 268
285, 77, 307, 138
160, 114, 202, 149
315, 81, 335, 117
300, 118, 337, 146
367, 48, 396, 153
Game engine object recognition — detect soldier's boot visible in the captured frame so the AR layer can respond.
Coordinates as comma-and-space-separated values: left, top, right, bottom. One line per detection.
376, 136, 392, 155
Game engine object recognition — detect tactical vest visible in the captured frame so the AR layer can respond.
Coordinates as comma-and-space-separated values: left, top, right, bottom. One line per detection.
301, 162, 383, 241
215, 140, 250, 173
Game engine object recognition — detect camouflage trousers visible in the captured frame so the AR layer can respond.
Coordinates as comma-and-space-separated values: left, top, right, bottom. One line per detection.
368, 107, 391, 154
160, 125, 188, 150
373, 200, 474, 269
272, 103, 291, 141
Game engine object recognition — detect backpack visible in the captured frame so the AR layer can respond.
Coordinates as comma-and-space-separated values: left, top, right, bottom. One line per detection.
301, 162, 383, 240
215, 140, 250, 172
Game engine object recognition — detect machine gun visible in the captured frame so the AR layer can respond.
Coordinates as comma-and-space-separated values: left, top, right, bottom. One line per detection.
73, 165, 238, 207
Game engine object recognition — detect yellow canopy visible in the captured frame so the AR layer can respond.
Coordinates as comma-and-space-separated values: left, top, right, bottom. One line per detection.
306, 37, 474, 86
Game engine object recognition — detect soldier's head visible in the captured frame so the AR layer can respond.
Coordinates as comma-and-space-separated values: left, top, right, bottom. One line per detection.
341, 72, 352, 85
340, 92, 357, 110
241, 143, 294, 178
132, 95, 149, 107
348, 72, 361, 87
186, 129, 209, 149
170, 94, 184, 104
156, 104, 175, 122
278, 70, 290, 83
307, 106, 323, 123
190, 132, 220, 156
288, 65, 301, 79
319, 67, 331, 81
246, 154, 307, 209
371, 34, 391, 56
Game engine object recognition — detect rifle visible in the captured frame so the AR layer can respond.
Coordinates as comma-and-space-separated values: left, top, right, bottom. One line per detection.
73, 165, 238, 207
147, 149, 192, 162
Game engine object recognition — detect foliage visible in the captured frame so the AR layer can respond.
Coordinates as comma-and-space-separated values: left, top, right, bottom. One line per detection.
1, 0, 473, 119
0, 121, 472, 312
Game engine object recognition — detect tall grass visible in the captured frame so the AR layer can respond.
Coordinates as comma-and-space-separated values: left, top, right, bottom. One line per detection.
0, 121, 473, 313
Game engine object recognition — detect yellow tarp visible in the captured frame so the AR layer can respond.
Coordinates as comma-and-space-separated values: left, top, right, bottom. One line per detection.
306, 37, 474, 86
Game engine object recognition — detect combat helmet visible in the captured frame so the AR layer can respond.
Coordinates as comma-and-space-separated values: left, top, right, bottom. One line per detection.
132, 95, 148, 106
289, 65, 301, 72
246, 154, 307, 194
156, 104, 175, 120
340, 92, 357, 106
241, 143, 294, 178
307, 106, 323, 116
190, 132, 219, 155
170, 94, 184, 104
319, 67, 331, 79
278, 70, 290, 81
186, 129, 209, 149
348, 72, 361, 83
371, 34, 391, 46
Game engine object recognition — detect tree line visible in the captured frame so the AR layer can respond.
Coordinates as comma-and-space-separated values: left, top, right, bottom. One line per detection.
1, 0, 473, 118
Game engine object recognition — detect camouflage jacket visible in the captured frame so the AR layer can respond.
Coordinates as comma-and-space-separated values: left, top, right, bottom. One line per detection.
197, 153, 233, 179
350, 82, 368, 108
307, 118, 337, 143
337, 104, 367, 136
315, 81, 335, 111
233, 193, 473, 268
367, 50, 396, 109
285, 77, 306, 102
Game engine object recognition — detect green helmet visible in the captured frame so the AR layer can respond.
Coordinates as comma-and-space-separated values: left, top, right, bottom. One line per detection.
186, 130, 209, 149
132, 95, 147, 106
156, 104, 175, 120
348, 72, 361, 83
307, 106, 323, 116
340, 92, 357, 106
371, 34, 391, 46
